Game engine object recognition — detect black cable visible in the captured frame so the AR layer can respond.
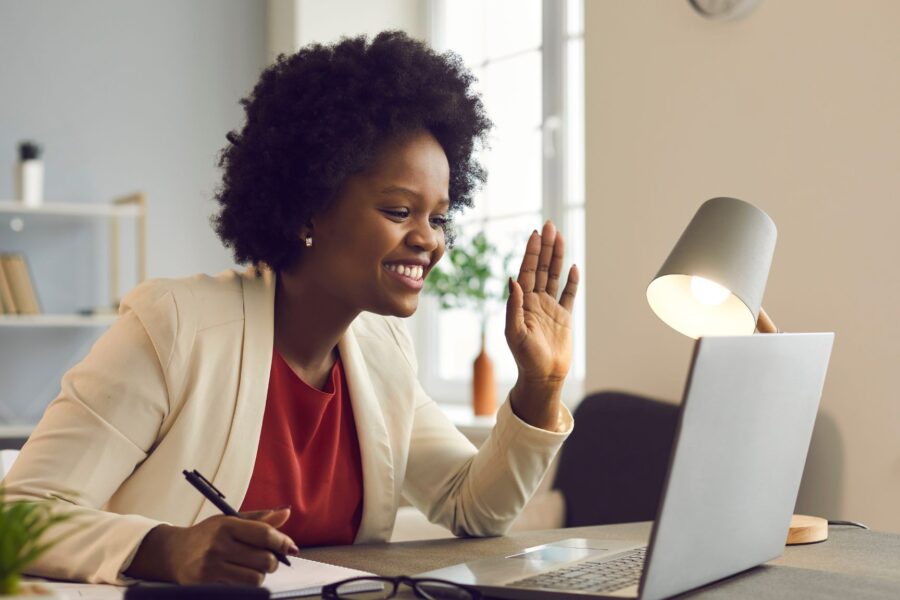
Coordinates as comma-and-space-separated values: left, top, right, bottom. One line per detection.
828, 520, 869, 530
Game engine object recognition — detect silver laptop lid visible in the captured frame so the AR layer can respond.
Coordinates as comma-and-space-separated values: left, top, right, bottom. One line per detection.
640, 332, 834, 600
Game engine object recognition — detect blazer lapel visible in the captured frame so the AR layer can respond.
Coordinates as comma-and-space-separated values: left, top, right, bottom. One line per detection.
340, 324, 396, 543
193, 269, 396, 540
196, 267, 275, 522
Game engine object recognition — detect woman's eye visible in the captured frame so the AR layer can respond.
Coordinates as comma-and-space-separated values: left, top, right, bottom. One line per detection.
382, 209, 448, 229
430, 215, 449, 228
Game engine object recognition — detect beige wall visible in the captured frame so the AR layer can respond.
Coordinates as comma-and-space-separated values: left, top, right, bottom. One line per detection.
585, 1, 900, 531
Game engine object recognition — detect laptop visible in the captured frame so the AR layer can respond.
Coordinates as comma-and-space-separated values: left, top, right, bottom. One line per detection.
419, 333, 834, 600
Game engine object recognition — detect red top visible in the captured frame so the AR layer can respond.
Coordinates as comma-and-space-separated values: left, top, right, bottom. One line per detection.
240, 349, 364, 546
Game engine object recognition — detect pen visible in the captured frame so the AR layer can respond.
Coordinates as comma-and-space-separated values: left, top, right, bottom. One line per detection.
183, 469, 291, 567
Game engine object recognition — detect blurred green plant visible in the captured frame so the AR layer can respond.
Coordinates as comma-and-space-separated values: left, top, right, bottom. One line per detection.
425, 231, 517, 335
0, 486, 78, 595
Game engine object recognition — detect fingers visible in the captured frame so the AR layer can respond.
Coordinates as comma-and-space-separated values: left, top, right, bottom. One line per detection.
228, 515, 298, 557
516, 230, 541, 293
533, 221, 557, 293
174, 514, 299, 586
214, 562, 268, 587
220, 537, 280, 576
240, 507, 291, 530
505, 277, 525, 341
239, 509, 274, 520
545, 231, 565, 299
259, 507, 292, 529
518, 221, 567, 298
559, 264, 580, 313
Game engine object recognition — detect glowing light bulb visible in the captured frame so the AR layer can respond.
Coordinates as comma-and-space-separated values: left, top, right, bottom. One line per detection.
691, 276, 730, 305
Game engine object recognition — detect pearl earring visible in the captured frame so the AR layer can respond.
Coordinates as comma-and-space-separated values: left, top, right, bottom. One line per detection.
304, 235, 313, 248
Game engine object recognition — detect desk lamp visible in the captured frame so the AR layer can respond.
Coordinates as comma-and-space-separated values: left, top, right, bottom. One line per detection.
647, 196, 827, 545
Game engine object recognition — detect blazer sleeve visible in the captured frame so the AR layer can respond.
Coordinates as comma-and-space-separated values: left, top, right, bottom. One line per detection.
390, 319, 573, 537
1, 280, 183, 584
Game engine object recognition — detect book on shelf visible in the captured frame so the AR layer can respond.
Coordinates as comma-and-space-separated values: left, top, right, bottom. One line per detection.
0, 261, 16, 314
0, 253, 41, 315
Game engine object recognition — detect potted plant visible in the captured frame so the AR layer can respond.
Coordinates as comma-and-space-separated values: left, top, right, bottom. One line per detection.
0, 485, 76, 598
425, 231, 515, 415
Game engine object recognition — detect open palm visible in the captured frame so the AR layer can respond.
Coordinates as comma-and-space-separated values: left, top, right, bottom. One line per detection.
505, 220, 579, 384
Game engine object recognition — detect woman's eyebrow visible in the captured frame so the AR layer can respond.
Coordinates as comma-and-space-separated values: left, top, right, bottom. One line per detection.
380, 185, 450, 207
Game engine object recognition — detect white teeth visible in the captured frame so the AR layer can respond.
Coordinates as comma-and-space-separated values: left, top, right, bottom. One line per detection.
385, 264, 424, 280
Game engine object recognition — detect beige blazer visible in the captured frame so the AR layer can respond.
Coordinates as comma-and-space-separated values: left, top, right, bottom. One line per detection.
2, 268, 572, 584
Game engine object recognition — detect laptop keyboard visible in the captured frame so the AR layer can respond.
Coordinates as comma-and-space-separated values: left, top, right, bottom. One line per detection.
510, 547, 647, 594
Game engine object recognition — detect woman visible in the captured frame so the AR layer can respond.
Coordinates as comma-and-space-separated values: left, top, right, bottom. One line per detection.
3, 31, 578, 586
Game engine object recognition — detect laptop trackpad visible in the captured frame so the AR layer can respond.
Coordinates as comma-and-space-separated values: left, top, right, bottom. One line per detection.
415, 538, 643, 588
506, 539, 612, 563
507, 545, 602, 562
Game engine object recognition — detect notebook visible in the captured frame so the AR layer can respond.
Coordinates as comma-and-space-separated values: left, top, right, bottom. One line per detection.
35, 556, 380, 599
264, 555, 381, 598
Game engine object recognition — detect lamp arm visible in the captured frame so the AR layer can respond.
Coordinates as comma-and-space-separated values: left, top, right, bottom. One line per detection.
756, 307, 779, 333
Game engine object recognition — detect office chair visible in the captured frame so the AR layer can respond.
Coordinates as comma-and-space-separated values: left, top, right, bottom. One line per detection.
552, 390, 680, 527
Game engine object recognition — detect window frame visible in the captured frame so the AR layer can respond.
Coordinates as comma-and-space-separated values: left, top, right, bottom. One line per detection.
410, 0, 584, 408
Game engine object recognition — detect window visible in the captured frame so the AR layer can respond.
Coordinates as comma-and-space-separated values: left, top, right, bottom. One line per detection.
409, 0, 585, 406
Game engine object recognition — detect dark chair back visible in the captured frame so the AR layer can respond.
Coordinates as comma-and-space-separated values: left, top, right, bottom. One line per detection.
553, 390, 680, 527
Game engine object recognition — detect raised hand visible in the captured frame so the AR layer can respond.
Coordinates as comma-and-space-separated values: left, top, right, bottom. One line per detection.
505, 220, 579, 430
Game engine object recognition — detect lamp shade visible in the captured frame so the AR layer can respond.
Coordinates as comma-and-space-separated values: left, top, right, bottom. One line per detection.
647, 197, 777, 339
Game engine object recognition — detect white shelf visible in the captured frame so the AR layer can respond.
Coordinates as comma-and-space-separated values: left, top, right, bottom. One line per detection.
0, 424, 33, 438
0, 314, 117, 327
0, 200, 143, 218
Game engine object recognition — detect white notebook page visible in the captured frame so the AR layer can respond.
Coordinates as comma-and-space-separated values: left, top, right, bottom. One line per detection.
265, 556, 382, 599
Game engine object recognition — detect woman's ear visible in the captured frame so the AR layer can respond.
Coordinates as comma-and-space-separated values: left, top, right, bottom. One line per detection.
298, 221, 315, 248
297, 221, 314, 240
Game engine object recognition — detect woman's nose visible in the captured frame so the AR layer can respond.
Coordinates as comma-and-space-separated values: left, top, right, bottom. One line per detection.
406, 219, 440, 251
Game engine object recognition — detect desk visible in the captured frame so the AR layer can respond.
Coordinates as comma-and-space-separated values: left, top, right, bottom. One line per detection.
300, 522, 900, 598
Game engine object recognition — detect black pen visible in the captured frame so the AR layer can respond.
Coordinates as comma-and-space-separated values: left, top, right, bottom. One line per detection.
183, 469, 291, 566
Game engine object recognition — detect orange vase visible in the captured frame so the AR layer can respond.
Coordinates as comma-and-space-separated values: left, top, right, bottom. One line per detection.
472, 334, 497, 416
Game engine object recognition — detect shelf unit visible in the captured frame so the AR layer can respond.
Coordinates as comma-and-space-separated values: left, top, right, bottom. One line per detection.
0, 194, 146, 441
0, 314, 117, 327
0, 200, 143, 218
0, 425, 34, 439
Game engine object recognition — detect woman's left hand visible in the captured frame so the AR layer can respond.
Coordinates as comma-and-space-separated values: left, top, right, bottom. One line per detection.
505, 220, 579, 430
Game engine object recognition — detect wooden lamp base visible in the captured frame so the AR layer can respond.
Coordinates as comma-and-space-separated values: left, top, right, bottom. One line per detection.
787, 514, 828, 545
755, 313, 828, 546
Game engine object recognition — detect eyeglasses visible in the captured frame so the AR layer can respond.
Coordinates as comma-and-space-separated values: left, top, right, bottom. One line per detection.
321, 575, 482, 600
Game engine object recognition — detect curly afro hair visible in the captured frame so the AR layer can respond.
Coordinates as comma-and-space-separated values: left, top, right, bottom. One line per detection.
212, 31, 492, 272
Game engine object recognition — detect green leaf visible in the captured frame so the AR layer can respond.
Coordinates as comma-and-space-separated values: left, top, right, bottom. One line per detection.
423, 229, 526, 316
0, 486, 82, 580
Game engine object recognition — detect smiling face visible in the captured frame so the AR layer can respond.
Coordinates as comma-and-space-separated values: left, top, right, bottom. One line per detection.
303, 130, 450, 318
